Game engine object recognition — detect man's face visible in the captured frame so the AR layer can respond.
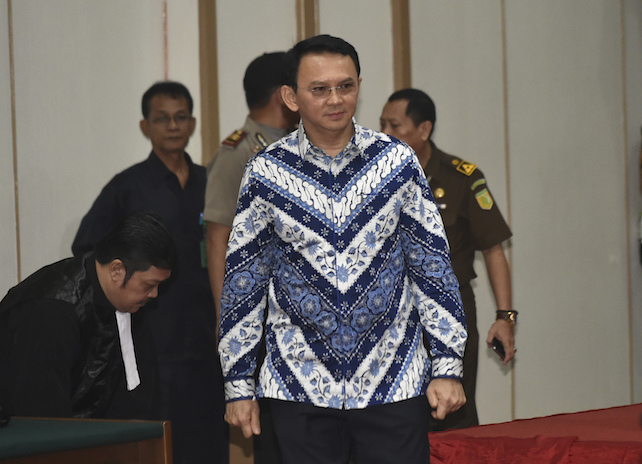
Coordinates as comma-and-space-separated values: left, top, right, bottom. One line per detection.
282, 52, 361, 141
140, 95, 195, 157
110, 264, 172, 314
379, 99, 430, 153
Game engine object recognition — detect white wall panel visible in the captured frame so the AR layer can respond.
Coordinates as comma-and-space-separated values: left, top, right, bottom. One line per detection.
216, 0, 297, 146
12, 0, 169, 277
167, 0, 202, 164
410, 0, 512, 425
506, 0, 629, 418
0, 0, 18, 297
624, 0, 642, 403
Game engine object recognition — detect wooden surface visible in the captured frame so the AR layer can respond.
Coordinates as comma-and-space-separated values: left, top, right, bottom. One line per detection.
0, 417, 172, 464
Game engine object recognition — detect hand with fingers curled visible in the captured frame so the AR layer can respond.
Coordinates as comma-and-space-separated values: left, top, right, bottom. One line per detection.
486, 318, 517, 365
225, 399, 261, 438
426, 378, 466, 420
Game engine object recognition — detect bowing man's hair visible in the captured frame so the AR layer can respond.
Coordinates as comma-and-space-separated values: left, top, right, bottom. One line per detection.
94, 210, 177, 285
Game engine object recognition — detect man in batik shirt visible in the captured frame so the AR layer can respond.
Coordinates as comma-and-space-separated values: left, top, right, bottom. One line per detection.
219, 35, 468, 464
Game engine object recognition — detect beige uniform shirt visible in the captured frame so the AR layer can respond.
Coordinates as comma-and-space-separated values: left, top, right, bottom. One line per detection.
204, 116, 286, 227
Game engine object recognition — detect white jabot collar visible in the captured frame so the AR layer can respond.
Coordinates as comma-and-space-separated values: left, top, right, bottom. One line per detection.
115, 311, 141, 391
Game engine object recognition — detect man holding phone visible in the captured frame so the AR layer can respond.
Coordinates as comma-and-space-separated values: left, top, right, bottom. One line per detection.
380, 88, 516, 431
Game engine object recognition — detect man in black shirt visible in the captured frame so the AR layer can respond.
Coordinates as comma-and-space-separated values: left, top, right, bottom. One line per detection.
72, 82, 228, 464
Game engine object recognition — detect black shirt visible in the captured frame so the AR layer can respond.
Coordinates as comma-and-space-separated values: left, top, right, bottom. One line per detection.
72, 152, 216, 362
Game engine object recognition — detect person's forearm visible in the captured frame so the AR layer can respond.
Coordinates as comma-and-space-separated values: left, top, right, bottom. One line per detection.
482, 243, 512, 310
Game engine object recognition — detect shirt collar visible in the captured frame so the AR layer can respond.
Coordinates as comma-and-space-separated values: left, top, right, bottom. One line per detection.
147, 151, 195, 185
296, 118, 365, 162
424, 141, 442, 182
247, 116, 288, 143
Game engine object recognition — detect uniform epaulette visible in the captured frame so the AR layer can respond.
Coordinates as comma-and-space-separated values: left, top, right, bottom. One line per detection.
222, 129, 247, 148
450, 158, 477, 176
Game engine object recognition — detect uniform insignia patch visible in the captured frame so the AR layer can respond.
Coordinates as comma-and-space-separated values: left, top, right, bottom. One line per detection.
256, 132, 269, 149
222, 129, 247, 148
475, 188, 494, 210
471, 178, 486, 190
456, 160, 477, 176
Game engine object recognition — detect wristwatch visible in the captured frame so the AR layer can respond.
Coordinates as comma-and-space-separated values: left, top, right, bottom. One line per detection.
496, 309, 518, 327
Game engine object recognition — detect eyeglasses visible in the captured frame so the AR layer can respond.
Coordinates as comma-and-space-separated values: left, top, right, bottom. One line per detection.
305, 82, 358, 99
149, 114, 193, 127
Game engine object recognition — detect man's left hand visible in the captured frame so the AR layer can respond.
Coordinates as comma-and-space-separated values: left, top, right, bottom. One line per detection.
486, 320, 516, 365
426, 378, 466, 420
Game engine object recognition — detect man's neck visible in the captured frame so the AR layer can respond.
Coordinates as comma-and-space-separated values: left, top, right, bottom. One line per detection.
250, 106, 289, 130
306, 125, 354, 158
417, 142, 433, 169
155, 149, 189, 187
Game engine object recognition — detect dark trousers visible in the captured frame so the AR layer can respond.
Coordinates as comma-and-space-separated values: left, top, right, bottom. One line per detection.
254, 339, 282, 464
254, 399, 282, 464
269, 397, 431, 464
159, 357, 229, 464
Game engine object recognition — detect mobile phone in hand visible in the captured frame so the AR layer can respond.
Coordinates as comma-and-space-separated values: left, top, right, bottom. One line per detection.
492, 337, 505, 360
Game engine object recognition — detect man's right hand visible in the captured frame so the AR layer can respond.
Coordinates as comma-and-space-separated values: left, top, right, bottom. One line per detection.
225, 399, 261, 438
426, 378, 466, 420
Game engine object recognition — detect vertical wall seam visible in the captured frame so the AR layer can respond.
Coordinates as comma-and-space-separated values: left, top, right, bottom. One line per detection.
296, 0, 318, 42
198, 0, 219, 166
499, 0, 515, 421
7, 0, 20, 283
620, 0, 633, 405
163, 1, 168, 80
390, 0, 411, 90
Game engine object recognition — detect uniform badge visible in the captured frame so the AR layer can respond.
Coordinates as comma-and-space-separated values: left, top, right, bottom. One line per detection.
453, 159, 477, 176
475, 188, 494, 210
256, 132, 269, 149
471, 178, 486, 190
222, 129, 247, 148
434, 188, 445, 199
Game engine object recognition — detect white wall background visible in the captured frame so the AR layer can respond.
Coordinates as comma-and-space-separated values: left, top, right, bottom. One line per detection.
506, 0, 630, 419
216, 0, 297, 142
626, 0, 642, 408
1, 0, 641, 433
0, 0, 16, 300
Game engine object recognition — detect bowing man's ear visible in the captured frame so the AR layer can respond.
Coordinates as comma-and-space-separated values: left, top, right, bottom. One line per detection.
109, 259, 126, 285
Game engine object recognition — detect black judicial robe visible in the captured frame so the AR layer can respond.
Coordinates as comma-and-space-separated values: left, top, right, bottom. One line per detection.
0, 253, 159, 419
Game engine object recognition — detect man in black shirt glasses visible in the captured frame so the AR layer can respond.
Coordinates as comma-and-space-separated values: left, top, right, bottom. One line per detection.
72, 82, 228, 464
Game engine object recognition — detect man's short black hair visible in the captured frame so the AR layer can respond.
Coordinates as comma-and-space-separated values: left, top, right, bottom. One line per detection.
141, 81, 194, 119
94, 210, 177, 285
284, 35, 360, 89
388, 88, 436, 126
388, 88, 437, 139
244, 52, 288, 110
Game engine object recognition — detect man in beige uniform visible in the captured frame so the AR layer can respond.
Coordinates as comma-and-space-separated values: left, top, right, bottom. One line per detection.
204, 51, 298, 464
380, 88, 516, 431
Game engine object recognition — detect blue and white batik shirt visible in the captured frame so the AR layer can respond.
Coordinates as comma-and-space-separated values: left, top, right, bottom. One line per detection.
219, 120, 467, 410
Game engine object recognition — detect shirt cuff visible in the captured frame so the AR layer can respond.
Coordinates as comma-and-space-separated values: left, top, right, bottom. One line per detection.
431, 355, 464, 379
224, 378, 256, 402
